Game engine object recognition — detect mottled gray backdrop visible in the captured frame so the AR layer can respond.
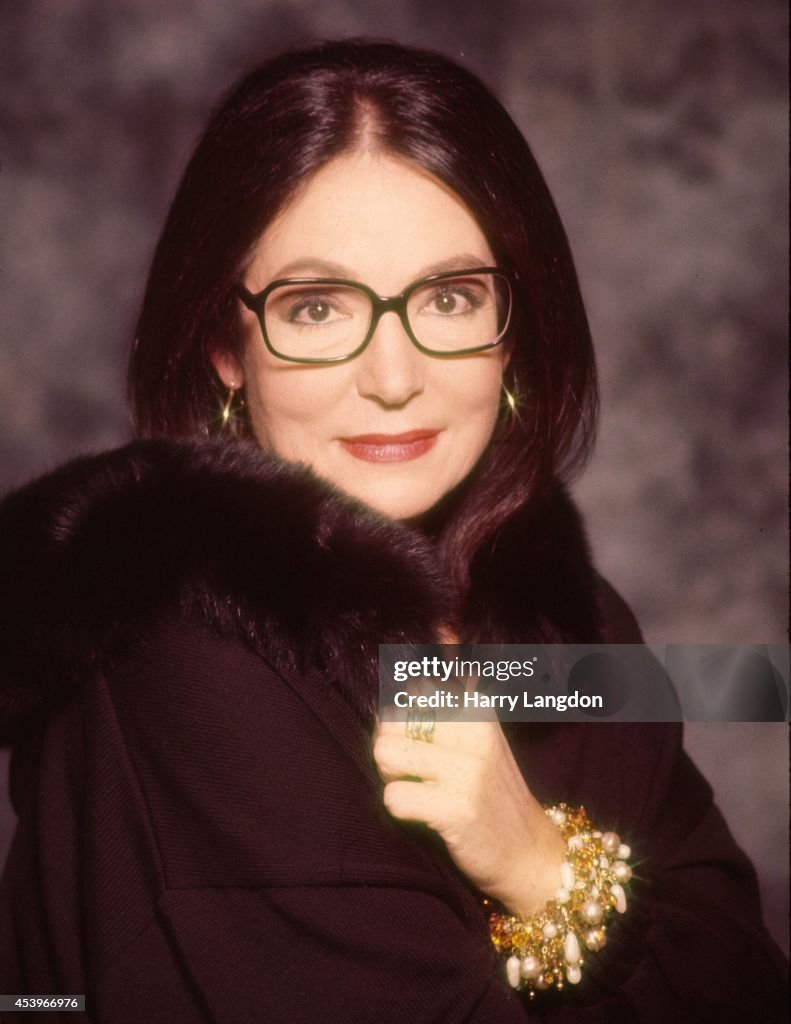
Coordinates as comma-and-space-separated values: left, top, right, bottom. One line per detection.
1, 1, 788, 953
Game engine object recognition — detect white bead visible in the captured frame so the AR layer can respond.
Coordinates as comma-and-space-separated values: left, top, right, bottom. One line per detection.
564, 930, 581, 964
590, 885, 600, 899
618, 843, 631, 860
550, 807, 567, 826
542, 921, 559, 939
560, 862, 575, 890
614, 861, 632, 884
611, 883, 627, 914
601, 831, 620, 855
506, 955, 522, 988
521, 955, 541, 979
592, 830, 602, 838
568, 834, 583, 850
599, 855, 610, 869
566, 964, 582, 985
555, 887, 571, 904
535, 974, 550, 990
581, 899, 603, 924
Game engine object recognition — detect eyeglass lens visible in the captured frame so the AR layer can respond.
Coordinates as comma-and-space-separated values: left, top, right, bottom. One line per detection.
263, 272, 511, 360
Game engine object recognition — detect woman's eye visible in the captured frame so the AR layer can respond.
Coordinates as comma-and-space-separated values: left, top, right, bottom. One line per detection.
286, 296, 344, 325
424, 286, 481, 316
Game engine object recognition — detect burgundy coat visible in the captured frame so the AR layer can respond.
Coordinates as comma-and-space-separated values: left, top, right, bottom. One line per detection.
0, 440, 786, 1022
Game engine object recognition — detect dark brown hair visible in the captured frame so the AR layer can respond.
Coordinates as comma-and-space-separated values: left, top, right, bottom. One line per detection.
129, 38, 598, 590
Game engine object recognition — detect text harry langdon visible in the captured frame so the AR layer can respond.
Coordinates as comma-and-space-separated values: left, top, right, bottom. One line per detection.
392, 690, 604, 713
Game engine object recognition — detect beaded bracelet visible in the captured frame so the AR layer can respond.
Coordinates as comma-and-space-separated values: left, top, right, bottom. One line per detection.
484, 804, 632, 997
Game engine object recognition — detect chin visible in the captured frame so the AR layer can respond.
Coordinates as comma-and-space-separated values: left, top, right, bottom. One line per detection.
343, 481, 446, 523
360, 494, 439, 522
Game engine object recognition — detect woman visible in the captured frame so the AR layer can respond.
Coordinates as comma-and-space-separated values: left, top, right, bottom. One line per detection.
0, 39, 785, 1022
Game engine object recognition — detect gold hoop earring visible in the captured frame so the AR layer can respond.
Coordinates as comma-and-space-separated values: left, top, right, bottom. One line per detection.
502, 382, 518, 416
501, 381, 523, 425
221, 385, 236, 429
219, 384, 245, 434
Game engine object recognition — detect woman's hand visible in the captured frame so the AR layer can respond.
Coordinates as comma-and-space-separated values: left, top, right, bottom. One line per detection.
372, 713, 566, 916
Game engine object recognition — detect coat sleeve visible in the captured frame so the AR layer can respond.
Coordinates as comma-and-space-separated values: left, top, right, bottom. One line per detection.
558, 578, 788, 1019
619, 724, 788, 1022
505, 719, 789, 1022
95, 613, 534, 1024
97, 614, 787, 1023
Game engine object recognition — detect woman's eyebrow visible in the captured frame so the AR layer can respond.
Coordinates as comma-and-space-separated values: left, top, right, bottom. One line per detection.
413, 254, 493, 278
272, 257, 354, 278
270, 253, 492, 283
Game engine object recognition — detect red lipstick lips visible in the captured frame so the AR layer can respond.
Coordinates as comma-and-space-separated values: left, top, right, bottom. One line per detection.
339, 429, 439, 463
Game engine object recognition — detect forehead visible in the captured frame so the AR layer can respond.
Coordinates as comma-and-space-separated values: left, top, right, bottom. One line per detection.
246, 150, 494, 292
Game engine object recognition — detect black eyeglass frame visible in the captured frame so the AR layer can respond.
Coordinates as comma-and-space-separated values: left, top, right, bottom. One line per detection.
235, 266, 514, 364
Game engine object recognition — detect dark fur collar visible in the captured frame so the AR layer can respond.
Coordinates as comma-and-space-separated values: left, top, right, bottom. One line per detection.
0, 438, 602, 743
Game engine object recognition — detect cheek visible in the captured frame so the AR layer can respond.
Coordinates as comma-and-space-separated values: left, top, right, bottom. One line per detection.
451, 361, 504, 439
241, 358, 348, 456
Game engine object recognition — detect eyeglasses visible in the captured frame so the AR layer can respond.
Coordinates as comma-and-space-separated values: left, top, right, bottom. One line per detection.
236, 267, 513, 364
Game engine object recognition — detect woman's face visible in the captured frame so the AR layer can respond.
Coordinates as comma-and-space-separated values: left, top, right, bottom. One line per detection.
214, 151, 507, 520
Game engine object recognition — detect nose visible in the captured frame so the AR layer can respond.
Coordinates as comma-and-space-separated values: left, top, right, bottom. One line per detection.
354, 310, 426, 407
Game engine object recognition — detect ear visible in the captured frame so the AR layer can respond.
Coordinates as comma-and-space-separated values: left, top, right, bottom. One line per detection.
209, 347, 245, 390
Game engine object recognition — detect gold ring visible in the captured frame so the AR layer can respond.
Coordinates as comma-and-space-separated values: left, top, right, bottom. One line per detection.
405, 708, 436, 743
